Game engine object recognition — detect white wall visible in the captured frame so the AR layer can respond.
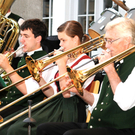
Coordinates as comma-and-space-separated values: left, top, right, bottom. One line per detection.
95, 0, 104, 21
52, 0, 66, 35
118, 0, 135, 16
126, 0, 135, 9
52, 0, 78, 35
11, 0, 43, 20
11, 0, 135, 36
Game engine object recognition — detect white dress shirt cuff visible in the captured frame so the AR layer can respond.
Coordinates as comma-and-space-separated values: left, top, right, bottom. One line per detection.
88, 93, 99, 113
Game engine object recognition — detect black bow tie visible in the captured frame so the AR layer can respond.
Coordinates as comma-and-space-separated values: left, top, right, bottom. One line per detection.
24, 53, 28, 59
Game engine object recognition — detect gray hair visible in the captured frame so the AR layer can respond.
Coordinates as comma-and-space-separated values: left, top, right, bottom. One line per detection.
105, 17, 135, 44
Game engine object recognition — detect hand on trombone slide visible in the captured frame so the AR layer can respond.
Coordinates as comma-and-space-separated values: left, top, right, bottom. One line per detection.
0, 53, 11, 71
61, 74, 80, 98
98, 49, 114, 73
53, 48, 68, 67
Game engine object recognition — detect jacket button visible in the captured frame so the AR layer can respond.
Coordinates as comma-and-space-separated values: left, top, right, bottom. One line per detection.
89, 125, 93, 128
91, 116, 94, 119
98, 118, 101, 121
101, 102, 104, 105
100, 109, 103, 112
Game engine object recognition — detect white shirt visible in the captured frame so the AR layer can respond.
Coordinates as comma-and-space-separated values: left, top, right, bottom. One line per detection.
25, 53, 95, 97
88, 88, 100, 113
25, 63, 57, 95
88, 59, 135, 112
25, 47, 57, 95
114, 67, 135, 111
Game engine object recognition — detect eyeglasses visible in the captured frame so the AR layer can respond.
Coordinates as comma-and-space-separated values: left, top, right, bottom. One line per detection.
104, 37, 121, 44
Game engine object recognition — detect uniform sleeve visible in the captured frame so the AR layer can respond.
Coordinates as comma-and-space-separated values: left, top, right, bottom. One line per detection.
18, 18, 25, 26
41, 64, 58, 95
25, 63, 58, 94
25, 78, 40, 94
88, 93, 100, 113
88, 81, 103, 113
113, 67, 135, 111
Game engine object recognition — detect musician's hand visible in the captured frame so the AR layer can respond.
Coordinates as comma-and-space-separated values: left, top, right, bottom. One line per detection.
98, 50, 114, 73
54, 49, 67, 67
61, 75, 79, 98
38, 71, 47, 86
3, 48, 15, 57
0, 53, 10, 70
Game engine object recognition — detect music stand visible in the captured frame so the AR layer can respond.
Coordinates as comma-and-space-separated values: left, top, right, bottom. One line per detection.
23, 100, 36, 135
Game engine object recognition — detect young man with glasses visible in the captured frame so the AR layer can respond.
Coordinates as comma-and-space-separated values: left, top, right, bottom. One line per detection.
36, 17, 135, 135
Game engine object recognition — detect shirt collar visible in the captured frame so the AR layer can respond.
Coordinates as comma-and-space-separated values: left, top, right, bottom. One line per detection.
115, 59, 124, 68
5, 11, 11, 18
27, 47, 43, 56
120, 59, 124, 64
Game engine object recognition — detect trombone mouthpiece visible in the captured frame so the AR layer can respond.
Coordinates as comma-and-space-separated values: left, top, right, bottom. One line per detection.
106, 49, 110, 52
19, 44, 24, 48
58, 47, 64, 51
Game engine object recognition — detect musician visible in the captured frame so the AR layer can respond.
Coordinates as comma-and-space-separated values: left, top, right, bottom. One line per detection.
36, 17, 135, 135
0, 20, 95, 135
113, 67, 135, 111
0, 19, 48, 118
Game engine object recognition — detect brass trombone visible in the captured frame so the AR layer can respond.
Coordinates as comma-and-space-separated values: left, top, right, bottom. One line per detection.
0, 45, 135, 128
0, 45, 24, 74
0, 34, 105, 114
1, 46, 64, 79
25, 34, 105, 82
1, 34, 104, 81
0, 34, 105, 92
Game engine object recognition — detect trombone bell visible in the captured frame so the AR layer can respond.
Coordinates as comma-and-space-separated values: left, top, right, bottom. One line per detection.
66, 66, 86, 96
0, 115, 3, 122
25, 34, 105, 82
25, 55, 40, 82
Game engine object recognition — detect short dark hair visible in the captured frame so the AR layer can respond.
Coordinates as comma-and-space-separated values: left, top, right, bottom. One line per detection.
20, 18, 48, 46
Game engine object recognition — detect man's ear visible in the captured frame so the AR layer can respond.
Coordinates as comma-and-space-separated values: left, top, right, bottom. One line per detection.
36, 35, 42, 43
125, 36, 132, 46
123, 37, 132, 49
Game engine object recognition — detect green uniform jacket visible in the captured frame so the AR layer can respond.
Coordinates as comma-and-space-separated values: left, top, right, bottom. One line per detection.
0, 50, 46, 107
0, 95, 86, 135
88, 52, 135, 129
0, 54, 88, 135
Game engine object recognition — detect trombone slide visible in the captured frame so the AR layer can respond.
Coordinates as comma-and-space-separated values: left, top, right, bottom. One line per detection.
0, 45, 135, 127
